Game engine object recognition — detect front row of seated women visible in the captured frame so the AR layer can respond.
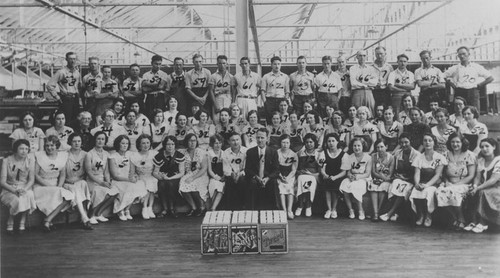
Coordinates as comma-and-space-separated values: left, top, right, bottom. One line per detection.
2, 129, 499, 234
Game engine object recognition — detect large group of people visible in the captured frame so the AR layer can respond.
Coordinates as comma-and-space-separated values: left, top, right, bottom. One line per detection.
1, 45, 498, 235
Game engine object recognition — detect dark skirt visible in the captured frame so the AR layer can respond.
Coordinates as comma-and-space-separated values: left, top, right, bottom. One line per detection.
318, 178, 342, 193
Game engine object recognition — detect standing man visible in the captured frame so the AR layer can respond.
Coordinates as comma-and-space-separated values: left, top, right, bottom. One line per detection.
209, 55, 235, 120
245, 128, 279, 210
185, 54, 212, 115
167, 57, 188, 116
260, 56, 290, 124
122, 63, 143, 108
313, 55, 343, 118
444, 46, 494, 112
82, 56, 102, 118
95, 65, 119, 124
387, 54, 415, 115
222, 132, 247, 210
47, 52, 82, 123
336, 55, 352, 116
233, 57, 261, 119
350, 50, 378, 115
142, 55, 169, 118
289, 56, 315, 115
371, 46, 394, 107
415, 50, 446, 112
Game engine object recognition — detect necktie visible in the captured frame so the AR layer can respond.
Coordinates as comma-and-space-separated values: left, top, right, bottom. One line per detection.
259, 152, 264, 178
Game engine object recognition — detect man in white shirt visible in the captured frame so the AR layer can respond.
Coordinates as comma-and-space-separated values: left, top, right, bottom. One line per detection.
122, 63, 143, 109
142, 55, 170, 118
289, 56, 315, 115
388, 54, 415, 116
82, 56, 102, 117
222, 132, 247, 210
209, 55, 235, 120
313, 55, 343, 118
415, 50, 446, 112
185, 54, 212, 115
233, 57, 261, 119
260, 56, 290, 124
167, 57, 188, 116
349, 50, 378, 115
444, 46, 494, 112
371, 46, 394, 108
336, 55, 352, 116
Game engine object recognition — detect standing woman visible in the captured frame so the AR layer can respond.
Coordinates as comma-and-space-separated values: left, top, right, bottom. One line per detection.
350, 106, 378, 153
436, 133, 476, 230
130, 134, 158, 220
242, 110, 264, 149
410, 133, 447, 227
466, 138, 500, 233
448, 97, 467, 128
288, 112, 306, 153
318, 133, 346, 219
380, 133, 419, 222
303, 110, 325, 150
144, 109, 169, 152
207, 134, 225, 211
123, 110, 143, 152
33, 135, 74, 232
9, 112, 45, 153
398, 93, 416, 126
404, 107, 431, 152
163, 96, 179, 127
153, 136, 186, 218
167, 113, 193, 151
191, 109, 216, 151
63, 133, 93, 230
431, 108, 457, 155
339, 137, 372, 220
179, 134, 209, 217
369, 139, 394, 221
109, 135, 148, 221
268, 112, 289, 150
459, 106, 488, 155
45, 110, 74, 151
377, 107, 403, 153
276, 134, 298, 219
295, 133, 322, 217
85, 131, 119, 224
0, 139, 37, 234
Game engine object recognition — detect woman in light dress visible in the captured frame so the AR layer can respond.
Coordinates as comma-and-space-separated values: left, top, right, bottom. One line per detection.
9, 111, 45, 153
45, 110, 74, 151
207, 134, 225, 211
276, 134, 298, 220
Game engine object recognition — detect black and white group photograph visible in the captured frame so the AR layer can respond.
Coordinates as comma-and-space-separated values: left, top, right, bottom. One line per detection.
0, 0, 499, 277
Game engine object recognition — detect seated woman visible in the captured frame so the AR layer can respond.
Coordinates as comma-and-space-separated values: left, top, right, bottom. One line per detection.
0, 139, 37, 234
351, 106, 378, 153
163, 96, 179, 127
398, 93, 416, 126
465, 138, 500, 233
410, 133, 447, 227
277, 99, 291, 128
45, 110, 74, 151
85, 131, 119, 224
277, 134, 298, 220
128, 100, 150, 128
229, 103, 248, 132
109, 135, 148, 221
288, 112, 305, 153
318, 133, 346, 220
207, 134, 225, 211
168, 113, 194, 151
215, 108, 240, 150
9, 112, 45, 154
191, 109, 216, 151
90, 109, 126, 152
63, 133, 93, 230
33, 135, 74, 232
179, 133, 209, 217
404, 107, 431, 152
242, 110, 264, 149
72, 111, 95, 152
459, 106, 488, 155
268, 111, 289, 150
144, 109, 169, 152
339, 137, 372, 220
343, 106, 359, 128
112, 98, 126, 125
380, 133, 419, 222
431, 108, 457, 155
369, 139, 394, 221
324, 111, 350, 151
299, 100, 323, 126
377, 107, 403, 153
436, 133, 476, 230
295, 133, 321, 217
153, 136, 186, 218
303, 110, 325, 150
448, 97, 467, 128
130, 134, 158, 219
122, 110, 143, 152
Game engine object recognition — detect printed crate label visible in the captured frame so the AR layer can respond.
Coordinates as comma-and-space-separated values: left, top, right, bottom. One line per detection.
231, 226, 259, 253
260, 227, 287, 253
201, 226, 230, 254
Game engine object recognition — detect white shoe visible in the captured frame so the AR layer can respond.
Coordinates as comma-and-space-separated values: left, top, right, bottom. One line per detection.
390, 214, 399, 222
287, 211, 294, 220
305, 207, 312, 217
295, 207, 302, 217
331, 210, 338, 219
379, 213, 389, 222
324, 210, 332, 219
125, 210, 133, 220
463, 223, 476, 232
148, 207, 156, 219
358, 211, 365, 221
415, 216, 424, 226
472, 223, 489, 233
142, 208, 150, 220
118, 211, 127, 221
89, 217, 98, 225
96, 215, 109, 222
348, 210, 355, 219
424, 216, 432, 227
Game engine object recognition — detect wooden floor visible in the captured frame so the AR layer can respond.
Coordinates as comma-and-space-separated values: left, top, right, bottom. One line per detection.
1, 215, 499, 278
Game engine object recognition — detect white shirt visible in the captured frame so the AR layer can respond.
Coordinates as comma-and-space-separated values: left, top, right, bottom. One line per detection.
444, 62, 492, 89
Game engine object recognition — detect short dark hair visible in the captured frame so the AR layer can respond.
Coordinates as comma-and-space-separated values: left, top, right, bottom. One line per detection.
94, 131, 108, 145
65, 52, 76, 59
67, 132, 82, 147
219, 108, 231, 116
419, 50, 431, 57
184, 133, 199, 149
303, 133, 319, 149
19, 112, 37, 129
323, 132, 341, 150
279, 134, 291, 144
306, 110, 320, 124
246, 110, 258, 122
446, 132, 469, 152
479, 138, 500, 157
434, 107, 449, 118
175, 113, 187, 125
348, 137, 368, 153
400, 93, 416, 108
162, 135, 177, 149
136, 134, 152, 151
217, 55, 228, 61
399, 132, 411, 142
257, 127, 269, 136
50, 110, 66, 126
240, 57, 250, 63
12, 139, 30, 153
462, 106, 479, 119
44, 135, 61, 150
151, 55, 162, 63
112, 98, 126, 109
322, 55, 332, 62
113, 135, 131, 152
270, 56, 281, 64
422, 133, 437, 147
209, 134, 224, 148
129, 63, 140, 69
297, 55, 307, 62
454, 96, 467, 106
397, 54, 409, 61
102, 65, 111, 70
173, 57, 184, 64
457, 46, 470, 53
194, 109, 209, 121
373, 138, 388, 150
331, 111, 345, 124
192, 53, 203, 61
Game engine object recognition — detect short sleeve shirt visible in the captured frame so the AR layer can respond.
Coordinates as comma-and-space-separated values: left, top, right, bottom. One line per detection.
411, 152, 448, 170
261, 72, 290, 98
234, 71, 261, 98
82, 72, 102, 98
371, 63, 394, 89
314, 71, 342, 94
341, 153, 371, 175
209, 71, 234, 96
185, 68, 212, 89
336, 69, 352, 97
122, 77, 143, 96
388, 69, 415, 90
142, 70, 170, 92
444, 62, 492, 89
289, 71, 314, 96
415, 66, 445, 90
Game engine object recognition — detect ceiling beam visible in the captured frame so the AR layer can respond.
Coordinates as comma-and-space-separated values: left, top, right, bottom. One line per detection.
252, 0, 445, 4
248, 0, 261, 66
0, 1, 235, 8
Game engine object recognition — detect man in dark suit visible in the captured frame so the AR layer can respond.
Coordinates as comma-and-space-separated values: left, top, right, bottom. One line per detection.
245, 128, 280, 210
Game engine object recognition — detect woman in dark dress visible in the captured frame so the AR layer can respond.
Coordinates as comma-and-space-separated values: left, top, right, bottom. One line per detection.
404, 107, 431, 152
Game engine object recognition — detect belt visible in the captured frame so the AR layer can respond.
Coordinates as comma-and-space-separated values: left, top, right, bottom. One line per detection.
215, 91, 230, 96
237, 95, 257, 99
146, 91, 165, 96
60, 93, 78, 98
293, 93, 314, 98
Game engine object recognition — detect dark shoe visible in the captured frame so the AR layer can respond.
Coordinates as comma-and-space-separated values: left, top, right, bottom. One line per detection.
42, 221, 51, 233
185, 209, 196, 217
82, 221, 94, 230
170, 210, 179, 218
196, 208, 206, 217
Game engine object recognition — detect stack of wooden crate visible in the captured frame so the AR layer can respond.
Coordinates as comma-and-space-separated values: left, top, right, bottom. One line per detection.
259, 210, 288, 254
200, 211, 232, 255
230, 210, 259, 254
